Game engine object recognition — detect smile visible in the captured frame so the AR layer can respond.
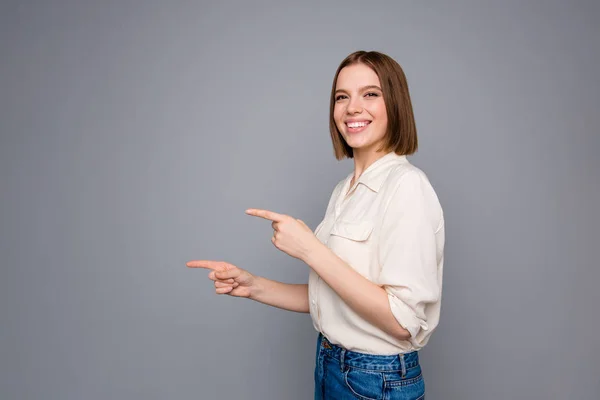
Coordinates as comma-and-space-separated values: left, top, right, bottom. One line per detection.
345, 120, 371, 133
346, 121, 371, 128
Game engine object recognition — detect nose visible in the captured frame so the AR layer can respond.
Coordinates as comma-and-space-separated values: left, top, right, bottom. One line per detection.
346, 97, 363, 114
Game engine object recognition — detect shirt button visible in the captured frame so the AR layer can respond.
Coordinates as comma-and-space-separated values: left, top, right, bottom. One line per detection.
312, 300, 316, 305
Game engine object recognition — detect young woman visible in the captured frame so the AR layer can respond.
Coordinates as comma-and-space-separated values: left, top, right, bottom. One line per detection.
187, 50, 445, 400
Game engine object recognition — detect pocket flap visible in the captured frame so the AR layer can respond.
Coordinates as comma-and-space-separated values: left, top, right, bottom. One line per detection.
330, 220, 374, 242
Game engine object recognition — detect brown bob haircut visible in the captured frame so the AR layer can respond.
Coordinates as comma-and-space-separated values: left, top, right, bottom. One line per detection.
329, 51, 418, 160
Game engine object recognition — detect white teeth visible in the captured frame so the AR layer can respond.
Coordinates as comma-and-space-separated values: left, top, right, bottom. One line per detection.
347, 121, 369, 128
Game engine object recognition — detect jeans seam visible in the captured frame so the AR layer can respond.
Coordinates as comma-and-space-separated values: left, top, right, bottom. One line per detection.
384, 372, 423, 388
341, 365, 403, 373
321, 352, 328, 399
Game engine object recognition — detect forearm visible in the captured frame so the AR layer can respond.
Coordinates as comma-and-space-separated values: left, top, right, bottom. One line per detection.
304, 244, 411, 341
250, 277, 309, 313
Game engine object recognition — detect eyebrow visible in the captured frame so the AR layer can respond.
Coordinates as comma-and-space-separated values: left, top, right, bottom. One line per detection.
335, 85, 383, 94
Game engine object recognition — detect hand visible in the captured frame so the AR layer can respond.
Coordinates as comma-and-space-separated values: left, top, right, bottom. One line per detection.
245, 208, 323, 262
186, 260, 255, 298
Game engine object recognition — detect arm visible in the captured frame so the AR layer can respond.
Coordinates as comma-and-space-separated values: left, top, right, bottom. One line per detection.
250, 277, 309, 313
305, 171, 442, 345
186, 260, 309, 314
242, 208, 410, 338
304, 246, 411, 340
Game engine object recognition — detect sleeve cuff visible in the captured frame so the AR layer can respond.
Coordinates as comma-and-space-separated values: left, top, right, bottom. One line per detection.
387, 292, 427, 346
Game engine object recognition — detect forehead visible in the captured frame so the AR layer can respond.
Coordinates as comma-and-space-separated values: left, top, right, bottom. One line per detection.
336, 63, 381, 89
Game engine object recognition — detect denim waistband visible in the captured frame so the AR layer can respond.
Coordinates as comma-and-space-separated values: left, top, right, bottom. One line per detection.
318, 333, 419, 373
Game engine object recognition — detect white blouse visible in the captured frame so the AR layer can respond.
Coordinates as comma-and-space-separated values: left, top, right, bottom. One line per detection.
308, 151, 445, 355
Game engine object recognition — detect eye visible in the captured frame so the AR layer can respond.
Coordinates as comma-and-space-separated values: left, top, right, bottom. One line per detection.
335, 94, 348, 101
365, 92, 379, 98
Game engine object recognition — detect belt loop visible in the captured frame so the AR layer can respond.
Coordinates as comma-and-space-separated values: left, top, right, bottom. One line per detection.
340, 349, 346, 372
399, 353, 406, 378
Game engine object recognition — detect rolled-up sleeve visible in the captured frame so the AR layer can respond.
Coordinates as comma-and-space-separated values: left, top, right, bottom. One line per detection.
377, 170, 444, 348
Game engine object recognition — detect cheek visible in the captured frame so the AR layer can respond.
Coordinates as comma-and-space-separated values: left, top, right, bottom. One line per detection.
333, 105, 344, 120
374, 101, 387, 119
373, 104, 388, 129
378, 114, 388, 130
333, 107, 346, 128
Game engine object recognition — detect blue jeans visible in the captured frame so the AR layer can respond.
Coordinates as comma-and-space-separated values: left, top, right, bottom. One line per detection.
314, 333, 425, 400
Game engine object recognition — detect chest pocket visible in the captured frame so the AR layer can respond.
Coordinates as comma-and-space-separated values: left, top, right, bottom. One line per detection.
330, 220, 374, 242
328, 219, 375, 276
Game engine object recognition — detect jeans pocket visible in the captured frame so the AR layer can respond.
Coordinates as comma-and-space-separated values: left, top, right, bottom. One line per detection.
343, 366, 384, 400
383, 367, 425, 400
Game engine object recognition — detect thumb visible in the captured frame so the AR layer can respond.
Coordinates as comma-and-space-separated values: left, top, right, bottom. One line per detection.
297, 219, 310, 230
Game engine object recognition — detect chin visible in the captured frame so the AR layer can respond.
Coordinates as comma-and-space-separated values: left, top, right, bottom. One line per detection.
344, 137, 371, 149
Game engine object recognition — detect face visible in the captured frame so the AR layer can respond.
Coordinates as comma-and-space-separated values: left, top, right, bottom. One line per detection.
333, 63, 388, 154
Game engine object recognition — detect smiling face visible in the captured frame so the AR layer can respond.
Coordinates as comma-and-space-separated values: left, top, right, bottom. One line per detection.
333, 63, 389, 155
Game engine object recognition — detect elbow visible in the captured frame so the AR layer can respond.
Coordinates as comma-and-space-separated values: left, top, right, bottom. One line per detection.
393, 324, 412, 342
385, 312, 412, 341
384, 292, 415, 341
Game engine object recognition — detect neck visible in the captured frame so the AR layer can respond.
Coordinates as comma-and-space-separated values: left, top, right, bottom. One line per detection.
351, 147, 391, 182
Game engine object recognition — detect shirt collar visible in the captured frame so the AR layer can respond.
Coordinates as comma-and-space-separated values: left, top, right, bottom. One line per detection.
350, 152, 408, 193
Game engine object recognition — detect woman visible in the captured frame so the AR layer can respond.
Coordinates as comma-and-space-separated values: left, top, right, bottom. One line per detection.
187, 50, 444, 400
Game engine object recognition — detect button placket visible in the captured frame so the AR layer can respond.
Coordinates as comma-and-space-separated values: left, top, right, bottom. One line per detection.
315, 177, 355, 334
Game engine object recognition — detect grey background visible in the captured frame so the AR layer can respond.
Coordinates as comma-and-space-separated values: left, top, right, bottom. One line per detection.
1, 0, 598, 399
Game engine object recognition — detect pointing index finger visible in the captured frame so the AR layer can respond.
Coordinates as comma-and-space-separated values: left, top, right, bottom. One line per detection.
245, 208, 286, 222
186, 260, 226, 270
